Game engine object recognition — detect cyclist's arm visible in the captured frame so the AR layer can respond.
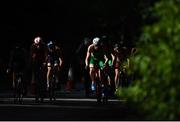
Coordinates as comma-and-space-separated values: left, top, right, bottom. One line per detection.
59, 57, 63, 67
85, 46, 91, 67
111, 53, 115, 66
104, 54, 108, 65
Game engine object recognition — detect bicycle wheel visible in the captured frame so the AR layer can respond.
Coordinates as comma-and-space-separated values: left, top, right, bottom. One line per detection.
96, 80, 102, 103
17, 75, 23, 103
14, 73, 23, 104
49, 74, 56, 102
102, 85, 108, 104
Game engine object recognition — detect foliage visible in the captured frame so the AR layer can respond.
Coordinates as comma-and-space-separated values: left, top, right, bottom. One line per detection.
116, 0, 180, 120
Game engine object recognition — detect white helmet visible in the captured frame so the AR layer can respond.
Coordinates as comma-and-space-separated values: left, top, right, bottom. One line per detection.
93, 37, 100, 45
34, 37, 41, 44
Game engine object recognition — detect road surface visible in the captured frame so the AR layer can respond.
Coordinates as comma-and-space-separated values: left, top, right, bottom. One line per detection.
0, 88, 144, 120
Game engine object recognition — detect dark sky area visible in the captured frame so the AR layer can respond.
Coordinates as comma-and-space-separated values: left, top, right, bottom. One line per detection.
0, 0, 143, 67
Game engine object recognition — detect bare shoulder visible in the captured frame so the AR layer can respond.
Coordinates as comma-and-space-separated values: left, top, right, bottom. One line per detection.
87, 44, 94, 52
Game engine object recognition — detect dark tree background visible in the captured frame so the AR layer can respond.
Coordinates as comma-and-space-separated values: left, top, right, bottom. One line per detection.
0, 0, 154, 89
0, 0, 146, 59
116, 0, 180, 120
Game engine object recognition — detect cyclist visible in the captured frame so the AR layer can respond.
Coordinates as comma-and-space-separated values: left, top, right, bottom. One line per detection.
30, 36, 47, 102
85, 37, 108, 92
7, 44, 27, 103
111, 43, 129, 91
46, 40, 63, 92
73, 37, 91, 96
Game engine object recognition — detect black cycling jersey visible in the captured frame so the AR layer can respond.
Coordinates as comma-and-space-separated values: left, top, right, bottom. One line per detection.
47, 46, 62, 66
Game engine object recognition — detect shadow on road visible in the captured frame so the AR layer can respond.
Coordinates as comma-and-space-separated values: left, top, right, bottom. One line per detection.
0, 87, 145, 120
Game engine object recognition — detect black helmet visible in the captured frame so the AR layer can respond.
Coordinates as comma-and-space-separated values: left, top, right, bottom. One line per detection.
47, 41, 55, 50
114, 43, 119, 49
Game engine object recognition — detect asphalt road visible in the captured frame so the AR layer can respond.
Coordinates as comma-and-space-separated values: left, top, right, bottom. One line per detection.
0, 87, 144, 121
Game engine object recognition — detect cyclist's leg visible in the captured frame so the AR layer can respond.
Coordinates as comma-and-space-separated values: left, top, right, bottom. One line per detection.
12, 71, 18, 102
98, 68, 102, 82
52, 72, 56, 101
54, 61, 60, 88
47, 65, 57, 102
95, 68, 101, 102
47, 65, 54, 101
114, 68, 120, 90
34, 66, 43, 102
114, 61, 120, 90
18, 72, 23, 103
89, 64, 96, 91
89, 56, 97, 91
52, 63, 59, 101
100, 68, 109, 103
34, 71, 39, 102
15, 69, 23, 103
47, 63, 52, 90
39, 67, 46, 103
47, 55, 53, 90
38, 66, 45, 102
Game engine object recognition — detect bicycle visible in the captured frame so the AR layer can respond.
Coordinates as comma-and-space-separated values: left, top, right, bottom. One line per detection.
95, 61, 109, 104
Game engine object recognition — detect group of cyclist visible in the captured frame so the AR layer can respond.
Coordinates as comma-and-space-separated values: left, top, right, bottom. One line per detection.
7, 35, 136, 103
85, 37, 132, 102
7, 36, 63, 103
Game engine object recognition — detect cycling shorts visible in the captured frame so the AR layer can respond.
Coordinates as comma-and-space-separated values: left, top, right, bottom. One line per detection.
47, 55, 59, 67
89, 56, 104, 69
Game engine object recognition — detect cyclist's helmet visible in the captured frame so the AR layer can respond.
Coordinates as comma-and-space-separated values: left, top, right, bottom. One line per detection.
93, 37, 100, 46
34, 36, 41, 44
47, 41, 55, 50
114, 43, 119, 49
